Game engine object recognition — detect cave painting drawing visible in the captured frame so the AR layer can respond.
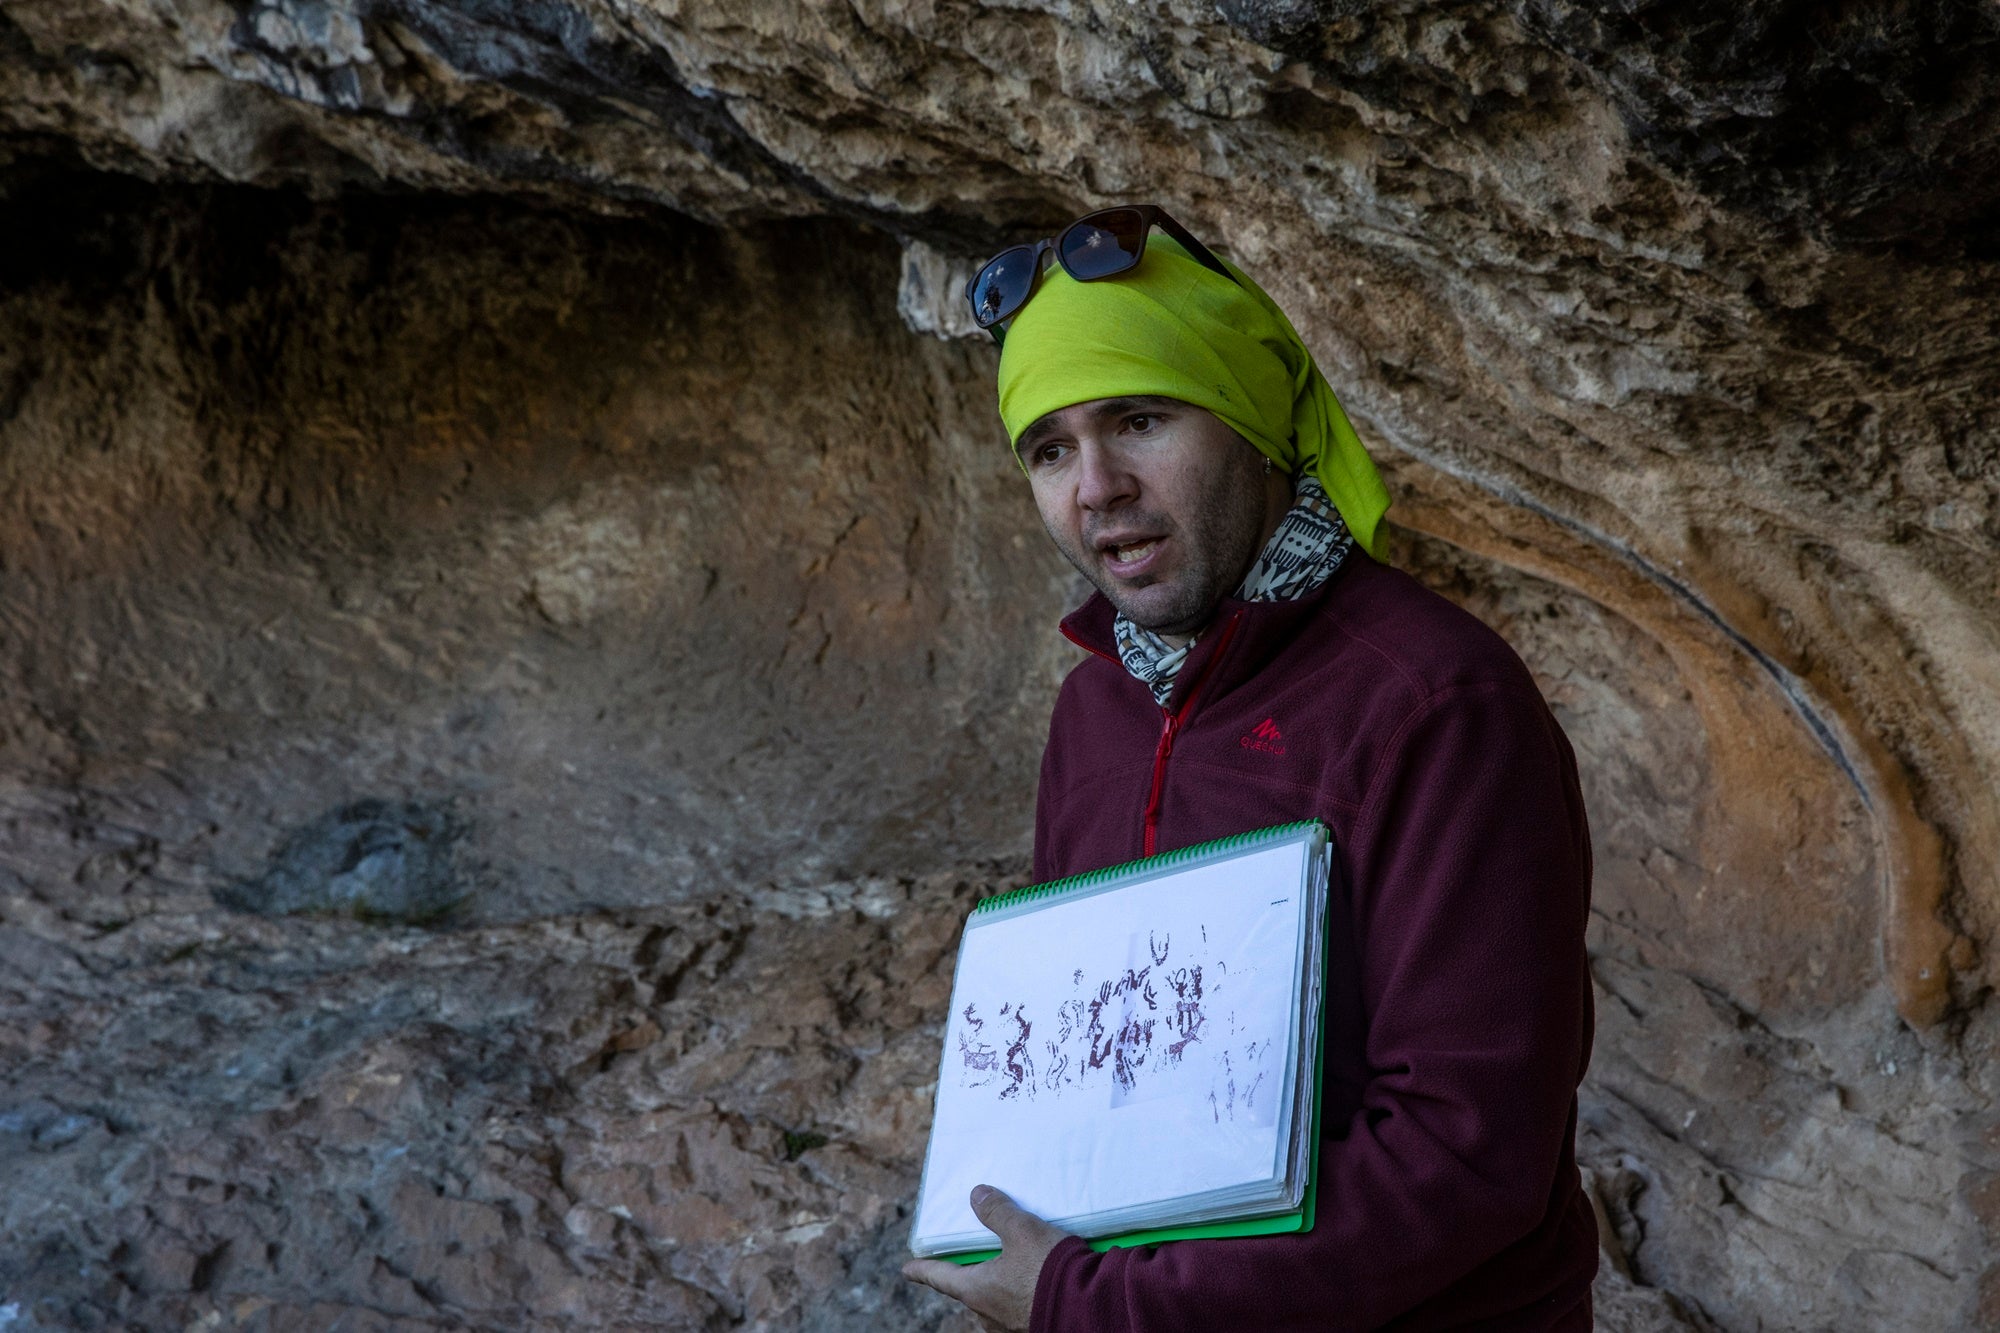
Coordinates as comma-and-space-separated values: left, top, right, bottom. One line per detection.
954, 928, 1274, 1118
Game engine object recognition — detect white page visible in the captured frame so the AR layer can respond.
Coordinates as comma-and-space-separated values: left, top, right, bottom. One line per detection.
914, 839, 1310, 1249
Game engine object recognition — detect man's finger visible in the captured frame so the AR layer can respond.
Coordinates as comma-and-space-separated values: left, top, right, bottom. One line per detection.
902, 1256, 979, 1303
970, 1184, 1055, 1246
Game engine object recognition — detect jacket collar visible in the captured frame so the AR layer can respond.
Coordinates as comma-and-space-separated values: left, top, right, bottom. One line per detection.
1058, 553, 1370, 714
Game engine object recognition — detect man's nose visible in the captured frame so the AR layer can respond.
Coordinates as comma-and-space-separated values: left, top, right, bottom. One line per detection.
1074, 440, 1137, 511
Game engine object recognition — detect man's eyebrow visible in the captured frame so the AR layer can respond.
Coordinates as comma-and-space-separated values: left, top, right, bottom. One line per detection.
1091, 395, 1182, 419
1016, 413, 1066, 454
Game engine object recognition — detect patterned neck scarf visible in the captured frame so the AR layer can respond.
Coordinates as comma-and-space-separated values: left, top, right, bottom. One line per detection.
1113, 475, 1354, 707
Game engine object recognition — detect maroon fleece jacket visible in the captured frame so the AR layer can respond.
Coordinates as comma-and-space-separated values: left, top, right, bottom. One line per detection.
1028, 554, 1598, 1332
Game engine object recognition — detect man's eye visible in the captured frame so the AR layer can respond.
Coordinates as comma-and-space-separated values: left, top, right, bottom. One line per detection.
1033, 442, 1067, 467
1128, 415, 1155, 433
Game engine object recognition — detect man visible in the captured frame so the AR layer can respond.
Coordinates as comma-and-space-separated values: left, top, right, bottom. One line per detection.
904, 209, 1598, 1330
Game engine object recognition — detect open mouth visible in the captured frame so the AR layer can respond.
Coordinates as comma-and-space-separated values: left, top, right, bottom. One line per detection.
1095, 534, 1168, 579
1104, 538, 1162, 568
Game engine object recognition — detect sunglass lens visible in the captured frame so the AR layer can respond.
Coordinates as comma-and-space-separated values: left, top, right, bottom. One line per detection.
969, 246, 1038, 328
1059, 209, 1146, 279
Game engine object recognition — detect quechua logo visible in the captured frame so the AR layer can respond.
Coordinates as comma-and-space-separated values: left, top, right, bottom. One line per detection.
1240, 717, 1285, 756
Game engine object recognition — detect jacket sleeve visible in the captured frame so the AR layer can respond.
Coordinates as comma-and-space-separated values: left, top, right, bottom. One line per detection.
1030, 678, 1594, 1332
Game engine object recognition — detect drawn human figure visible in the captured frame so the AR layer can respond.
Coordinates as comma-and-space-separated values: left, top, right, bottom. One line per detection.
957, 1002, 999, 1087
1042, 1039, 1070, 1092
996, 1003, 1035, 1100
1109, 1011, 1155, 1094
1165, 964, 1206, 1062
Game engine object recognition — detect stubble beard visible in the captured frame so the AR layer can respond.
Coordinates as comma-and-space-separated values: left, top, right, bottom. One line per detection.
1052, 458, 1274, 640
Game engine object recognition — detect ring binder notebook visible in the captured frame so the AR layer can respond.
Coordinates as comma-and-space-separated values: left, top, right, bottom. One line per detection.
911, 821, 1332, 1262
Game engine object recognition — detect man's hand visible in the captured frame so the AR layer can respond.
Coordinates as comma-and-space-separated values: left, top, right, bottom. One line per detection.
902, 1185, 1072, 1332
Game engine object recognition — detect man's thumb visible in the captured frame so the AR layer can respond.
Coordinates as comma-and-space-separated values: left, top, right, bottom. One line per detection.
970, 1184, 1024, 1236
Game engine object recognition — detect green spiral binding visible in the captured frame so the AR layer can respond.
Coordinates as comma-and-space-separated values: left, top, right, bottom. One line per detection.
972, 820, 1326, 915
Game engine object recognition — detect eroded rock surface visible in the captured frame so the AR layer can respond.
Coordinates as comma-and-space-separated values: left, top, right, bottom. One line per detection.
2, 863, 1009, 1330
3, 1, 1998, 1329
0, 179, 1067, 917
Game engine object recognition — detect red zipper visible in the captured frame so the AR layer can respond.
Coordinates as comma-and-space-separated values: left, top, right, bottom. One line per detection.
1060, 622, 1122, 667
1140, 611, 1242, 856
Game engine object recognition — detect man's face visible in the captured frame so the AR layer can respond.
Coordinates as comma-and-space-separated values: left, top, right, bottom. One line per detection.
1018, 395, 1286, 641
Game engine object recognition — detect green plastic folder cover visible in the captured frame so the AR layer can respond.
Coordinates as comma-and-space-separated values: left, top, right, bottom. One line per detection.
942, 1126, 1321, 1266
916, 821, 1332, 1265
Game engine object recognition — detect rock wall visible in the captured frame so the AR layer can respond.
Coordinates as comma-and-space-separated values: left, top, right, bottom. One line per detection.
3, 2, 1998, 1330
0, 173, 1070, 915
0, 173, 1062, 1331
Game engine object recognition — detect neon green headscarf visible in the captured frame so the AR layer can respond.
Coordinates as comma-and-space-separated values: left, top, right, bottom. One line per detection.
996, 235, 1391, 559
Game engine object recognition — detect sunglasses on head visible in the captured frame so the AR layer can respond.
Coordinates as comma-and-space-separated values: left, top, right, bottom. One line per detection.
963, 204, 1240, 344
